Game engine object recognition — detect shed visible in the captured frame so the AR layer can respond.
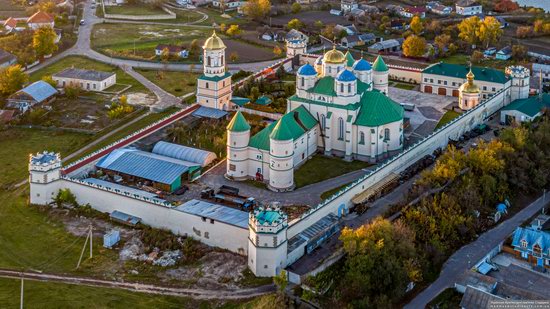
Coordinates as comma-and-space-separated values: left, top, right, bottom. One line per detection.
368, 39, 402, 53
6, 81, 57, 112
152, 141, 217, 167
103, 230, 120, 248
496, 46, 512, 60
175, 199, 249, 229
110, 210, 141, 226
192, 105, 228, 119
0, 49, 17, 67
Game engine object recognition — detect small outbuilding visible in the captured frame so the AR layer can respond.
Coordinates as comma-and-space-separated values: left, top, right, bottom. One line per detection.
53, 68, 116, 91
500, 94, 550, 124
152, 141, 217, 167
6, 81, 57, 112
0, 49, 17, 67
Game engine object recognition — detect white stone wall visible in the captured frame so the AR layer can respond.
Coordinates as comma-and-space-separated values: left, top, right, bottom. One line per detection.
422, 73, 508, 99
54, 75, 116, 92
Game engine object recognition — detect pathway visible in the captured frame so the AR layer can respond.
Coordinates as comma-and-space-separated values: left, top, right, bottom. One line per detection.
404, 193, 549, 309
0, 268, 274, 300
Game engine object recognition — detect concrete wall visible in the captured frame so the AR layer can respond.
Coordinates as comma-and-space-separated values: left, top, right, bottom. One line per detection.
61, 178, 249, 254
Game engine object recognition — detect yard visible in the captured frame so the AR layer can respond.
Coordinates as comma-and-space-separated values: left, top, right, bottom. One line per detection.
136, 69, 200, 96
294, 156, 371, 188
435, 110, 462, 130
104, 4, 168, 16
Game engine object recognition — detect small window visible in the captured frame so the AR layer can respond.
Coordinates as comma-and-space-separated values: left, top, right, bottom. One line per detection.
384, 128, 390, 141
359, 132, 365, 145
521, 239, 527, 248
202, 217, 206, 222
229, 164, 236, 171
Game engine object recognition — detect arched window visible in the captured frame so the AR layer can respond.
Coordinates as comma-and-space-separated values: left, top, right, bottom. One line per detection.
207, 56, 211, 66
338, 117, 344, 140
340, 83, 344, 93
534, 244, 542, 255
359, 132, 365, 144
221, 55, 224, 66
301, 77, 305, 87
348, 83, 352, 93
384, 128, 390, 141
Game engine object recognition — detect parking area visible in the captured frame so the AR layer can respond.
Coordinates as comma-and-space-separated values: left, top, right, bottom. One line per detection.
490, 253, 550, 299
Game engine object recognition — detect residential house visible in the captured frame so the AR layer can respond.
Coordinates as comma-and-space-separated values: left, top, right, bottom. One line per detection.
500, 93, 550, 124
390, 20, 409, 30
212, 0, 245, 11
427, 2, 452, 15
358, 33, 376, 44
385, 4, 404, 15
286, 29, 308, 43
26, 11, 54, 29
3, 17, 17, 32
368, 39, 402, 54
341, 33, 376, 48
400, 6, 426, 18
155, 44, 189, 58
348, 8, 365, 18
6, 81, 57, 112
511, 223, 550, 269
259, 28, 285, 42
341, 0, 358, 13
52, 68, 117, 92
495, 46, 512, 60
456, 0, 482, 16
0, 49, 17, 68
359, 4, 379, 14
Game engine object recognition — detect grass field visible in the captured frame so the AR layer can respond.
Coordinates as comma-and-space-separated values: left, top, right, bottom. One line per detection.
0, 0, 26, 19
0, 128, 90, 187
435, 110, 462, 130
136, 69, 200, 96
393, 82, 416, 90
104, 4, 167, 16
294, 156, 371, 188
29, 55, 151, 95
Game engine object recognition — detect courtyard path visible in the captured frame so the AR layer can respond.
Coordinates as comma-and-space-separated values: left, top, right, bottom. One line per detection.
0, 268, 274, 299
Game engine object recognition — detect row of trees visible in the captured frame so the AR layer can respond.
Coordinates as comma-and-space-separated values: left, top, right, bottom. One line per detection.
0, 27, 58, 68
0, 65, 28, 97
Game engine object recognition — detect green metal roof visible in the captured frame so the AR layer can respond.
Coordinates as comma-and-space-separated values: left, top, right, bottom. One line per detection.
355, 91, 404, 126
249, 122, 276, 151
345, 51, 355, 67
289, 94, 361, 111
198, 71, 231, 82
357, 80, 371, 93
502, 94, 550, 117
372, 55, 389, 72
422, 63, 510, 84
308, 76, 336, 96
231, 96, 250, 107
255, 210, 281, 225
255, 95, 272, 105
227, 111, 250, 132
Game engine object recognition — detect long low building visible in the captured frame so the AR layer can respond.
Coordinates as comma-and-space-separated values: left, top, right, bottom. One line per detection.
421, 62, 511, 99
53, 68, 116, 91
7, 81, 57, 112
152, 141, 217, 167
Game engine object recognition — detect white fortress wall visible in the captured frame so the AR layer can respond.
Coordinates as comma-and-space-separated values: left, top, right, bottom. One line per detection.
61, 178, 249, 254
287, 87, 509, 239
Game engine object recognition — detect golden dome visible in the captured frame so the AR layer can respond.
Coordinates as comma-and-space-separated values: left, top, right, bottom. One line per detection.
203, 31, 226, 50
461, 69, 480, 93
323, 46, 345, 64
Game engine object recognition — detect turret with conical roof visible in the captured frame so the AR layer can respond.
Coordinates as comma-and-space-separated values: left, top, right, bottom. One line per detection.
344, 50, 355, 69
226, 111, 250, 179
372, 55, 389, 95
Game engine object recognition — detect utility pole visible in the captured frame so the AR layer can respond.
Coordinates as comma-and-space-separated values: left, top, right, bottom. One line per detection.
20, 275, 23, 309
89, 224, 93, 259
76, 224, 93, 269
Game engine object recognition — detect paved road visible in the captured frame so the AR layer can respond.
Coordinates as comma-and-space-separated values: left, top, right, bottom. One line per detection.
0, 268, 274, 299
404, 193, 549, 309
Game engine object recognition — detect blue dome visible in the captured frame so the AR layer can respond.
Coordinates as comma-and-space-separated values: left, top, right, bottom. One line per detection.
336, 69, 357, 82
297, 63, 317, 76
353, 58, 371, 71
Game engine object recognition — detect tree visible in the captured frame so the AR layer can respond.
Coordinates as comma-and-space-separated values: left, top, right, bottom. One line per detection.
410, 16, 423, 35
64, 84, 81, 99
291, 2, 301, 14
471, 50, 484, 64
36, 0, 56, 13
41, 75, 56, 88
54, 188, 77, 207
249, 86, 259, 102
33, 26, 58, 58
0, 65, 28, 96
426, 20, 442, 36
226, 24, 242, 37
160, 47, 170, 62
477, 16, 502, 48
229, 51, 239, 62
512, 44, 527, 60
402, 35, 426, 57
286, 18, 304, 30
119, 95, 128, 105
273, 46, 283, 57
242, 0, 271, 21
321, 24, 335, 40
273, 270, 288, 295
220, 23, 227, 33
190, 39, 200, 56
340, 218, 421, 307
494, 0, 519, 12
0, 30, 37, 67
458, 16, 481, 47
516, 26, 533, 38
434, 34, 451, 57
337, 29, 348, 40
534, 20, 544, 33
313, 20, 324, 30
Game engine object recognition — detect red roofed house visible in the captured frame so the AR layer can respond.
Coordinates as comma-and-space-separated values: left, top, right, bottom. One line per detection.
27, 11, 54, 30
3, 17, 17, 32
400, 6, 427, 18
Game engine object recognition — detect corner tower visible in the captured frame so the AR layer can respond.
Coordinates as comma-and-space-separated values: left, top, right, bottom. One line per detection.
247, 204, 288, 277
268, 120, 295, 192
29, 151, 62, 205
286, 39, 307, 58
226, 111, 250, 180
196, 31, 233, 110
505, 66, 530, 102
372, 55, 389, 95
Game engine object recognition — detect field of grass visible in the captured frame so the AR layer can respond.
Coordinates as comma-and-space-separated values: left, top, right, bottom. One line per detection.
0, 0, 26, 19
0, 128, 91, 187
393, 82, 416, 90
104, 4, 167, 16
435, 110, 462, 130
136, 69, 200, 96
197, 8, 248, 26
29, 55, 151, 95
440, 54, 469, 65
294, 156, 371, 188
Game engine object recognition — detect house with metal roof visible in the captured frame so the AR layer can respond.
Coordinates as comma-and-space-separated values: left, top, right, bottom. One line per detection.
511, 225, 550, 269
96, 148, 199, 192
0, 49, 17, 68
421, 62, 514, 99
52, 68, 116, 91
368, 39, 402, 54
7, 81, 57, 112
455, 0, 482, 16
152, 141, 217, 167
500, 94, 550, 124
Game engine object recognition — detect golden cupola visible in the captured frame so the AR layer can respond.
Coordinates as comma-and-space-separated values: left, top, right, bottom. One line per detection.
323, 46, 346, 64
203, 31, 226, 50
461, 69, 480, 93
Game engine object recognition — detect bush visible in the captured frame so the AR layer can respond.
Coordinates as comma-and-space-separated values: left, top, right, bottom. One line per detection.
64, 84, 80, 99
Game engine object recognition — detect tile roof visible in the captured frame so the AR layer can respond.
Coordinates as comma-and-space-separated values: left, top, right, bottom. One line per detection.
422, 62, 510, 84
3, 17, 17, 28
53, 68, 115, 81
227, 110, 250, 132
355, 91, 404, 126
27, 11, 54, 24
15, 81, 57, 103
502, 94, 550, 117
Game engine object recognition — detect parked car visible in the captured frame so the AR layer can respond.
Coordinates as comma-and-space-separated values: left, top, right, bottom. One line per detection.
80, 19, 85, 25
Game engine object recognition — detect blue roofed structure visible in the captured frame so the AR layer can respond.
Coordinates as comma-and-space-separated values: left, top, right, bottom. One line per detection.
82, 178, 167, 203
152, 141, 216, 167
353, 58, 372, 71
175, 199, 249, 229
7, 81, 57, 112
110, 210, 141, 226
297, 63, 317, 76
336, 69, 357, 82
192, 106, 228, 119
511, 226, 550, 267
96, 148, 196, 192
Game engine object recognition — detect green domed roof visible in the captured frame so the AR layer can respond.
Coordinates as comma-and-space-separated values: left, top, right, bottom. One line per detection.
227, 111, 250, 132
372, 55, 389, 72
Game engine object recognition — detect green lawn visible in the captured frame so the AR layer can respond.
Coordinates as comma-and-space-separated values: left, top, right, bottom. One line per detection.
0, 128, 91, 187
197, 8, 248, 26
294, 156, 371, 188
435, 110, 462, 130
104, 4, 167, 16
393, 83, 416, 90
29, 55, 151, 95
439, 54, 469, 65
0, 277, 236, 308
136, 69, 200, 96
320, 182, 354, 200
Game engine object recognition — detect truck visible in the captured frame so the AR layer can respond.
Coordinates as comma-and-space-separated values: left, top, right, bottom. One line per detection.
201, 185, 257, 211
